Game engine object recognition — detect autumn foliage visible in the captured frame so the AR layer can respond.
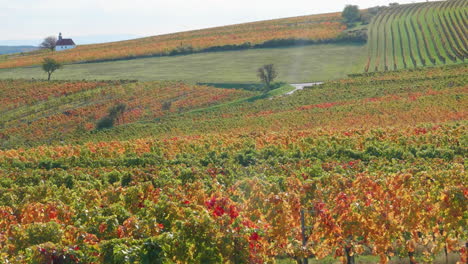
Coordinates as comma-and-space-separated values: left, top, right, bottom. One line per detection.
0, 65, 466, 263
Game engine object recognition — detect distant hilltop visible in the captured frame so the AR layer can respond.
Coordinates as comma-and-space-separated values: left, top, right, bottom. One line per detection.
0, 34, 141, 46
0, 46, 38, 55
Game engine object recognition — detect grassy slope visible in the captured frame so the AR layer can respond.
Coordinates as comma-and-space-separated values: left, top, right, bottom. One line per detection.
0, 44, 367, 83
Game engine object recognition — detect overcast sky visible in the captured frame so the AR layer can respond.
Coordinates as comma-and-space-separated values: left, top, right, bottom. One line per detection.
2, 0, 433, 44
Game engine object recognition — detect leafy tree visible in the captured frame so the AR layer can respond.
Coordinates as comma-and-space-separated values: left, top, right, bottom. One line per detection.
41, 58, 62, 81
342, 5, 361, 25
257, 64, 278, 91
40, 36, 57, 51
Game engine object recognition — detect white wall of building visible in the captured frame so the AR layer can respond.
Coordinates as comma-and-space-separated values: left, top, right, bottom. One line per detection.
56, 45, 76, 51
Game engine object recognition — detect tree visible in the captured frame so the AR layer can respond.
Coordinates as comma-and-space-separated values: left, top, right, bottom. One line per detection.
257, 64, 278, 91
40, 36, 57, 51
41, 58, 62, 81
342, 5, 361, 25
108, 103, 127, 124
96, 103, 127, 130
96, 116, 115, 130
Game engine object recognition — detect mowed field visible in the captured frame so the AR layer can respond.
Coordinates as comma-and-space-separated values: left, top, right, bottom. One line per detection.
0, 12, 345, 69
366, 0, 467, 72
0, 44, 367, 83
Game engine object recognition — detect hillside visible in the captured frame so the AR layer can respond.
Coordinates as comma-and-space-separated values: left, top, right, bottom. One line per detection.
0, 44, 367, 83
0, 12, 347, 69
0, 80, 254, 148
366, 0, 467, 72
0, 64, 466, 263
2, 64, 466, 147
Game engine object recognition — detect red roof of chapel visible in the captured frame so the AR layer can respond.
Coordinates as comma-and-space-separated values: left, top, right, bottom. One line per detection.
56, 39, 75, 46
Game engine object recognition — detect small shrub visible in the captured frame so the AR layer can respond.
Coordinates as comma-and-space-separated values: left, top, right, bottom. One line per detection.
27, 242, 83, 264
106, 171, 121, 185
235, 149, 257, 166
13, 222, 63, 250
96, 116, 115, 130
100, 238, 164, 264
121, 173, 133, 187
161, 101, 172, 111
96, 103, 127, 130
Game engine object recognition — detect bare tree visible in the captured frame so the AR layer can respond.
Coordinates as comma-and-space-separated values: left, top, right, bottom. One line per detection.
257, 64, 278, 91
40, 36, 57, 51
41, 58, 62, 81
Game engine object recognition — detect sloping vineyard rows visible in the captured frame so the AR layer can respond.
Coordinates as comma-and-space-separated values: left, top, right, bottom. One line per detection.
404, 4, 424, 67
446, 0, 467, 52
412, 4, 436, 66
0, 80, 253, 146
366, 0, 467, 72
426, 2, 458, 63
436, 1, 466, 60
395, 5, 409, 69
420, 2, 447, 65
445, 0, 468, 52
2, 64, 466, 150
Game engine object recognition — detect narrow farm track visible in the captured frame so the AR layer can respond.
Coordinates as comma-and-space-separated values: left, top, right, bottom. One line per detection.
287, 82, 323, 95
367, 0, 468, 72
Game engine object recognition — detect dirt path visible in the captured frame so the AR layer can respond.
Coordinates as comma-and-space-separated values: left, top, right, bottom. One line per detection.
287, 82, 323, 95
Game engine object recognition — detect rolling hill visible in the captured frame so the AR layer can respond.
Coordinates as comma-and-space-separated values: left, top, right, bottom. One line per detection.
0, 12, 347, 69
365, 0, 467, 72
1, 64, 466, 148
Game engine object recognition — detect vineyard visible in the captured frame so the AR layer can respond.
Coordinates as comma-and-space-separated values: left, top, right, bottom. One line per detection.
0, 64, 466, 263
0, 80, 253, 148
365, 0, 468, 72
0, 13, 346, 69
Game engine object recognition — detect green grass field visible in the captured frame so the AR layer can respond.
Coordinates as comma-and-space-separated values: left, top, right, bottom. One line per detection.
0, 44, 367, 84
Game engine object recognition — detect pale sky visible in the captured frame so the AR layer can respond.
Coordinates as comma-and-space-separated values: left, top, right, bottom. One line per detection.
2, 0, 435, 43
